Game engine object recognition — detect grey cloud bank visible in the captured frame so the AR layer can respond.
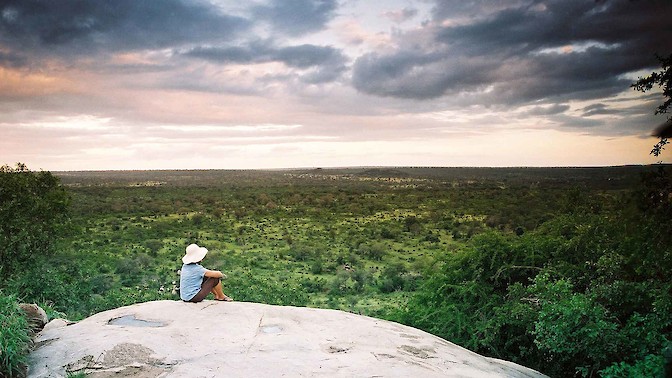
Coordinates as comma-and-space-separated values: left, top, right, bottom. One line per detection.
353, 0, 671, 104
0, 0, 249, 53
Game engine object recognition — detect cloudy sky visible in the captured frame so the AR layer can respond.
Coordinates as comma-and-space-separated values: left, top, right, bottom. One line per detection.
1, 0, 671, 171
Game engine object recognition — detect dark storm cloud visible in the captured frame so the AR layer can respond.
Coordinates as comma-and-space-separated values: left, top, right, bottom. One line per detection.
184, 42, 348, 83
494, 46, 643, 104
352, 0, 672, 104
434, 1, 594, 56
0, 0, 249, 56
434, 1, 667, 57
252, 0, 338, 37
352, 51, 495, 99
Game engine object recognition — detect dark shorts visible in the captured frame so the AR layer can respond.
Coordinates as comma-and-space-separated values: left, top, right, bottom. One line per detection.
187, 277, 220, 303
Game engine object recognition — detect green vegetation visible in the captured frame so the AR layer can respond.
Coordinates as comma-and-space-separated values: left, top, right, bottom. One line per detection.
0, 293, 32, 377
1, 165, 671, 377
632, 52, 671, 157
0, 163, 70, 279
1, 163, 71, 376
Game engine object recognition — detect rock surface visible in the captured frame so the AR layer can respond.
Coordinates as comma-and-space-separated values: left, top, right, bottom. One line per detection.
19, 303, 49, 334
28, 300, 547, 377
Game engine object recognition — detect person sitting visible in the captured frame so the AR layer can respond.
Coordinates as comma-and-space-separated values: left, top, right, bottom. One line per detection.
179, 243, 233, 302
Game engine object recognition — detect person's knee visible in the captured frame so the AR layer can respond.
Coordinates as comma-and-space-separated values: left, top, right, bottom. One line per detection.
202, 277, 220, 290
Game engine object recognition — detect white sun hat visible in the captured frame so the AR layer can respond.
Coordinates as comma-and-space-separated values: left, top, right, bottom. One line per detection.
182, 243, 208, 264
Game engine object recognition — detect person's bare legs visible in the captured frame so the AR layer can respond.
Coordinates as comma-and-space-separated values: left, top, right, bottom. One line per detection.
211, 281, 232, 301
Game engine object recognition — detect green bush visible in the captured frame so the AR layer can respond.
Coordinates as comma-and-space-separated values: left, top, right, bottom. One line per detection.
399, 208, 672, 378
378, 262, 410, 293
226, 270, 309, 306
600, 354, 664, 378
530, 274, 620, 377
0, 293, 31, 377
0, 163, 70, 281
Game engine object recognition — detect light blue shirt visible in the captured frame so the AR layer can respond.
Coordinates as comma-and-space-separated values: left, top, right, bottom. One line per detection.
180, 263, 206, 301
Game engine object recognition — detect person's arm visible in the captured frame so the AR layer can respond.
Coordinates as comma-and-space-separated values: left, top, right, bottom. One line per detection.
204, 269, 225, 278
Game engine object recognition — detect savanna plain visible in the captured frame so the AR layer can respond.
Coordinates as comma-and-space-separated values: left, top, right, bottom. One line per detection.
2, 165, 671, 378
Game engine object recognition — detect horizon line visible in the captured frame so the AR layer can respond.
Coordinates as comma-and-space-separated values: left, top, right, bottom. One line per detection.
47, 163, 671, 173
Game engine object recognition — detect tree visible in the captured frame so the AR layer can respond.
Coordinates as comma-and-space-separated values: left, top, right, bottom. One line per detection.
633, 54, 672, 219
0, 163, 70, 281
631, 53, 672, 157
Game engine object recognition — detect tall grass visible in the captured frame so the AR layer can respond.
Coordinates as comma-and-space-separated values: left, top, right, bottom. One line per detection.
0, 293, 31, 377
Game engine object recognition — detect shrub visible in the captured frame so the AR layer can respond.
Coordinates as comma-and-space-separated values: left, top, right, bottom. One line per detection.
331, 269, 367, 294
309, 259, 324, 274
226, 271, 309, 306
0, 163, 70, 281
287, 243, 315, 262
600, 354, 665, 378
0, 293, 32, 377
378, 262, 408, 293
531, 275, 620, 377
357, 242, 387, 261
300, 277, 327, 293
143, 239, 163, 256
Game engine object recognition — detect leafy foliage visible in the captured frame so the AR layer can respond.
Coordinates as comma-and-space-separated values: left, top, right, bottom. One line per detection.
0, 163, 70, 279
600, 354, 665, 378
632, 53, 672, 119
399, 195, 672, 377
637, 165, 672, 221
0, 293, 31, 377
632, 53, 672, 157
